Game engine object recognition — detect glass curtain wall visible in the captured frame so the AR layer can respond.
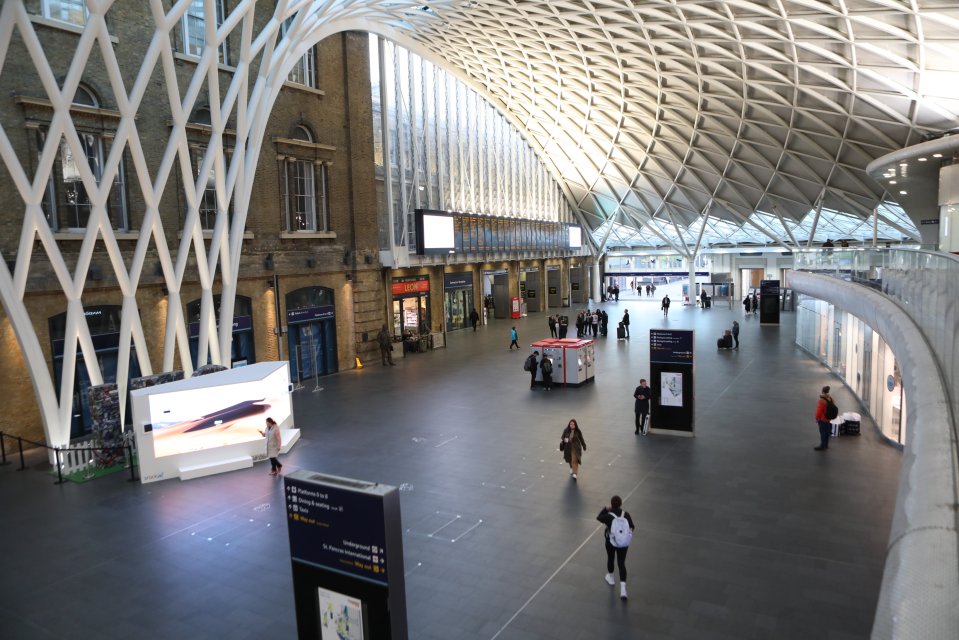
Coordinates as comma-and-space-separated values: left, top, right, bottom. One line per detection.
796, 294, 907, 445
370, 35, 573, 252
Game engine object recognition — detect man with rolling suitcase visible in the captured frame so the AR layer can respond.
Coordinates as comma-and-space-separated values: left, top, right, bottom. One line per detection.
633, 378, 651, 435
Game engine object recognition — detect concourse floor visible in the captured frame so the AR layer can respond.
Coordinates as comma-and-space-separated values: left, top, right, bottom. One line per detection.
0, 296, 903, 640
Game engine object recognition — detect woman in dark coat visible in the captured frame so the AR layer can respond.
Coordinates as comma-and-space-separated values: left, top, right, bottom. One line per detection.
560, 418, 587, 481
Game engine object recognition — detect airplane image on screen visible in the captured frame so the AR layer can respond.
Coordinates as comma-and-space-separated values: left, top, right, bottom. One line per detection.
151, 399, 272, 457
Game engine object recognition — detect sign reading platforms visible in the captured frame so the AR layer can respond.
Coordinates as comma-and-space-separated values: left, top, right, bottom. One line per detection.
285, 470, 407, 640
649, 329, 695, 436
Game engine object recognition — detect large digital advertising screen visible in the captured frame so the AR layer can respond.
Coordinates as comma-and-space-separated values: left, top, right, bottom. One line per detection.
415, 210, 455, 254
568, 225, 582, 248
146, 367, 292, 458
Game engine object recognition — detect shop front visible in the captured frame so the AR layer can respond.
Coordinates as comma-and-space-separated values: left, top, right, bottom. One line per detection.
286, 287, 338, 383
444, 271, 474, 332
392, 275, 431, 336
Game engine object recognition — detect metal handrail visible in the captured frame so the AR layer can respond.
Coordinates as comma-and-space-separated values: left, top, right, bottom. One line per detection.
0, 431, 138, 484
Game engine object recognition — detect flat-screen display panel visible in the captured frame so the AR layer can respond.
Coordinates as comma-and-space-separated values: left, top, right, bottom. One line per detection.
569, 225, 582, 248
147, 367, 292, 458
416, 210, 455, 254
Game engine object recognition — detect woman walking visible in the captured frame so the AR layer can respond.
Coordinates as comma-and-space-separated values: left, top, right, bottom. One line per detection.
597, 495, 635, 600
259, 417, 283, 476
560, 418, 587, 480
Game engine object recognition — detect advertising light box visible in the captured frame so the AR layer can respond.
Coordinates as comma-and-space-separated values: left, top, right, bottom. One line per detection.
568, 225, 582, 248
146, 366, 291, 458
131, 361, 295, 483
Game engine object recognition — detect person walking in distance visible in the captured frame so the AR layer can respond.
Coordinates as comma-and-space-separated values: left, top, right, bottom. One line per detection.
751, 293, 759, 314
469, 308, 480, 332
621, 310, 630, 339
560, 419, 587, 481
376, 324, 395, 366
597, 495, 635, 600
633, 378, 651, 435
525, 350, 540, 389
548, 314, 557, 338
258, 417, 283, 476
731, 320, 740, 349
814, 385, 836, 451
540, 353, 554, 391
661, 294, 671, 317
509, 326, 519, 350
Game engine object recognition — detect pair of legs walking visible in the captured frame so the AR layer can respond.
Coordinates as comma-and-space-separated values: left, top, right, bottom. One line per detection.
604, 540, 628, 599
269, 457, 283, 475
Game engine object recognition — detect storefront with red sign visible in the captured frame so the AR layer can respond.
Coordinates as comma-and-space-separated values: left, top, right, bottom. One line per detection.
391, 275, 431, 337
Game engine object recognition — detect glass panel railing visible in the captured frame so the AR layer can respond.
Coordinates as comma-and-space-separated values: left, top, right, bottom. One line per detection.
793, 247, 959, 422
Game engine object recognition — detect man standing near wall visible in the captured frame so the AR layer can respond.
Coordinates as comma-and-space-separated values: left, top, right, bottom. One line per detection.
814, 385, 834, 450
377, 324, 396, 366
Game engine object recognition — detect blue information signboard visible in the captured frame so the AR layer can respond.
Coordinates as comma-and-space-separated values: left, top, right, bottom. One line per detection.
648, 329, 695, 436
284, 470, 407, 640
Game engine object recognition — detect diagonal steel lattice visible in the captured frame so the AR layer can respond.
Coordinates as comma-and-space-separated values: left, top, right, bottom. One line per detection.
0, 0, 462, 448
396, 0, 959, 251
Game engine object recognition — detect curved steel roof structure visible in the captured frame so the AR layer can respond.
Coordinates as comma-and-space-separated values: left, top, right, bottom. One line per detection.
394, 0, 959, 251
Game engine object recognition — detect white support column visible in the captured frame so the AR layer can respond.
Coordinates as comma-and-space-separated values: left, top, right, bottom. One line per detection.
591, 260, 601, 303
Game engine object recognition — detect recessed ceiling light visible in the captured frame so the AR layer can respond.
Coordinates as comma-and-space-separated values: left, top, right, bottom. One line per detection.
918, 157, 927, 162
889, 180, 897, 184
899, 190, 907, 195
933, 153, 943, 158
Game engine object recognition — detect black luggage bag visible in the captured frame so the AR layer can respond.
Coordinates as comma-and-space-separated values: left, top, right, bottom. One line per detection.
617, 324, 626, 340
841, 420, 861, 436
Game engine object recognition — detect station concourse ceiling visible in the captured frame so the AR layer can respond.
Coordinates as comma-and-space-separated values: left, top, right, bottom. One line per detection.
390, 0, 959, 252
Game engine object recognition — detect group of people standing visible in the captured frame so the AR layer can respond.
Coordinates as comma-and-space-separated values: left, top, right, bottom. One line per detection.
576, 309, 609, 337
743, 293, 759, 314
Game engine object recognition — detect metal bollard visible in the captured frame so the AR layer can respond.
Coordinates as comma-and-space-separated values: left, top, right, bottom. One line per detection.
17, 436, 25, 471
0, 432, 7, 465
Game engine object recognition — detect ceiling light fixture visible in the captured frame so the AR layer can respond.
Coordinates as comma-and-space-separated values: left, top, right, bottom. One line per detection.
899, 190, 908, 195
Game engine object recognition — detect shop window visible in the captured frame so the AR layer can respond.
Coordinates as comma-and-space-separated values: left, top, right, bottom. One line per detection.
38, 87, 128, 231
42, 0, 88, 25
182, 0, 228, 64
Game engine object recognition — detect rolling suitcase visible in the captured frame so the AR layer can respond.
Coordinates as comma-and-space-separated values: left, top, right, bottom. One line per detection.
617, 323, 626, 340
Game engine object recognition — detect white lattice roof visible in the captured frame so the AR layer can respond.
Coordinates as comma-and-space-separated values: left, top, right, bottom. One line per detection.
395, 0, 959, 250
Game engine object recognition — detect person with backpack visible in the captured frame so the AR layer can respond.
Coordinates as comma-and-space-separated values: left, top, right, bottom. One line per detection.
814, 385, 837, 451
540, 354, 553, 390
661, 294, 671, 318
559, 418, 587, 480
509, 326, 519, 350
597, 495, 635, 600
524, 351, 539, 389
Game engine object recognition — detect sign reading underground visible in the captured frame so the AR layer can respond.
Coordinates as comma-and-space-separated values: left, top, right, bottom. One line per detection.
285, 473, 390, 583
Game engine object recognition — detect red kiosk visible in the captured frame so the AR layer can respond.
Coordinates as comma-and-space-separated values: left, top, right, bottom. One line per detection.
529, 338, 595, 386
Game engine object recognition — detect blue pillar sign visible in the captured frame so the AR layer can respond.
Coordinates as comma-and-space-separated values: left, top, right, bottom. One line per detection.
285, 470, 408, 640
649, 329, 695, 436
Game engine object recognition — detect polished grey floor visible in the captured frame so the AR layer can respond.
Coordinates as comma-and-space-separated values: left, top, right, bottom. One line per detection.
0, 294, 903, 639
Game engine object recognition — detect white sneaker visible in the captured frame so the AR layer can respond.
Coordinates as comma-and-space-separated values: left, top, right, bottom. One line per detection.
620, 582, 628, 600
572, 473, 577, 481
604, 573, 615, 586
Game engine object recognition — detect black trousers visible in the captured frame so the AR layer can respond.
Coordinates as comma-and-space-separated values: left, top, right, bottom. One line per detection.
817, 420, 831, 449
605, 539, 628, 581
269, 457, 281, 471
635, 409, 648, 433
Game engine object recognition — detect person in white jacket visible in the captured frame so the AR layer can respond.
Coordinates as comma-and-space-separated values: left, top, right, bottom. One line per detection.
259, 417, 283, 476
